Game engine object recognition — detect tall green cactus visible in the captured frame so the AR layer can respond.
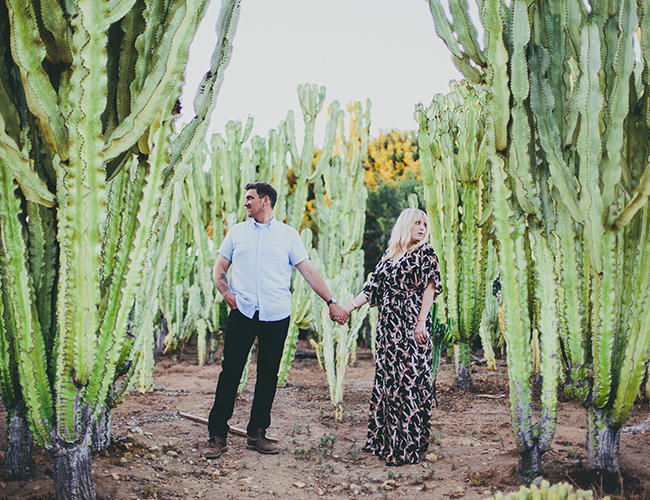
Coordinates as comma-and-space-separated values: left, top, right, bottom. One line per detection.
310, 271, 370, 420
427, 0, 650, 477
0, 0, 241, 498
415, 80, 491, 392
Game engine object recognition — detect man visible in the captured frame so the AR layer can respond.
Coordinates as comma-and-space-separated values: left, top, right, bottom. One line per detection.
203, 182, 348, 458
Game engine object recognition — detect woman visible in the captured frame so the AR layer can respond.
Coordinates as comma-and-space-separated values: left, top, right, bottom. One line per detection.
343, 208, 442, 466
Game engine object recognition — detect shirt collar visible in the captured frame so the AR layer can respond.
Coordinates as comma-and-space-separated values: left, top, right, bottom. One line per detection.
252, 215, 275, 230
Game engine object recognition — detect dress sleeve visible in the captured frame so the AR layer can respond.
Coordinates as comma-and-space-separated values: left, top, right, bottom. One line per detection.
421, 244, 443, 298
362, 258, 386, 307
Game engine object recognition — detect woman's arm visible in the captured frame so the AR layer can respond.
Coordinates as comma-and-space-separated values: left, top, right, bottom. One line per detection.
343, 291, 369, 315
414, 281, 438, 344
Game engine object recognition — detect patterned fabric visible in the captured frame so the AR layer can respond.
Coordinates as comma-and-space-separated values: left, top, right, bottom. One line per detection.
362, 243, 443, 465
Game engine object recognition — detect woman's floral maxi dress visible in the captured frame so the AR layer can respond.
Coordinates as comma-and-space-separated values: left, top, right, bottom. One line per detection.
362, 243, 442, 465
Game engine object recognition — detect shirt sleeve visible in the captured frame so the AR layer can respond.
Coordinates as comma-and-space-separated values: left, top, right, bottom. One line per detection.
217, 226, 235, 261
420, 244, 443, 298
288, 228, 309, 266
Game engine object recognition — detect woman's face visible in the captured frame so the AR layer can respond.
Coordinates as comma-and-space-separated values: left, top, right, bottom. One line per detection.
410, 216, 427, 244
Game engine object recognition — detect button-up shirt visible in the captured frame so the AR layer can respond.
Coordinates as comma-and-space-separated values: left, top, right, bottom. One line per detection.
217, 217, 309, 321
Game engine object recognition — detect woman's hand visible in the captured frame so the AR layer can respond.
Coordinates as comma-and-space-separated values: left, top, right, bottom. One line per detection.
414, 320, 427, 344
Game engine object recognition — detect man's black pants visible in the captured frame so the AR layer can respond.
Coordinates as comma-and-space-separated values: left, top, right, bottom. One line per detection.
208, 310, 290, 438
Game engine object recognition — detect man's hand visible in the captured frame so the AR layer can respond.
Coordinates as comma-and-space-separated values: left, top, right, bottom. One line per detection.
214, 254, 237, 309
224, 292, 238, 310
329, 303, 349, 325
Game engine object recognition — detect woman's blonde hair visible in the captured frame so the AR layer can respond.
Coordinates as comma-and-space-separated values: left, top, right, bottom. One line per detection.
383, 208, 430, 261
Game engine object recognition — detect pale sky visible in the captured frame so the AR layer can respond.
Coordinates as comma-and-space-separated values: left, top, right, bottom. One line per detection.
181, 0, 463, 145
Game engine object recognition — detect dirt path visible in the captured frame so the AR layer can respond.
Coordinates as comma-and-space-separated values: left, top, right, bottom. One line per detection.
1, 343, 649, 499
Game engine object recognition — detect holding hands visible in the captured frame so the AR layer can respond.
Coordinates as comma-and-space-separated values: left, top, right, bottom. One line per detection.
328, 302, 349, 325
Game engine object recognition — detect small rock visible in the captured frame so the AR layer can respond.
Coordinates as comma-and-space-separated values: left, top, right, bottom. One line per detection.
351, 483, 361, 494
183, 488, 189, 494
440, 438, 452, 445
382, 479, 396, 491
293, 481, 306, 489
167, 450, 179, 457
119, 457, 128, 463
316, 487, 325, 496
132, 427, 143, 435
111, 473, 120, 480
122, 452, 133, 459
426, 453, 438, 462
364, 483, 377, 492
148, 445, 160, 452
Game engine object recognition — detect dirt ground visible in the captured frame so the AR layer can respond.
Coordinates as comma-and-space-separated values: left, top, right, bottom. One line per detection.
1, 341, 650, 500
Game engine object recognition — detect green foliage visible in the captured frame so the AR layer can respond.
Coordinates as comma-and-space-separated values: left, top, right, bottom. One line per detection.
364, 173, 424, 276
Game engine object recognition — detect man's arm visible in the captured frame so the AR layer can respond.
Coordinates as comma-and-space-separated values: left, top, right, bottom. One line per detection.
213, 254, 237, 309
295, 259, 348, 324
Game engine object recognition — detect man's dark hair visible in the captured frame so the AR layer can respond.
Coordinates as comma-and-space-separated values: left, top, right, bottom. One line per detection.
245, 182, 277, 208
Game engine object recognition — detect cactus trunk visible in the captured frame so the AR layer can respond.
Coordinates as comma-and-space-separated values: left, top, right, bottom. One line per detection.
454, 342, 474, 393
586, 407, 621, 474
51, 437, 95, 500
4, 399, 33, 480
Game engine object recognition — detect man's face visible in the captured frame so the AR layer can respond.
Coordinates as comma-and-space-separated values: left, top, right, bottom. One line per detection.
244, 189, 267, 219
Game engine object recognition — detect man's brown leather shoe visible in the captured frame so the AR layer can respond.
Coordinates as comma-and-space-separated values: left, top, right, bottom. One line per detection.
246, 429, 278, 454
202, 436, 227, 459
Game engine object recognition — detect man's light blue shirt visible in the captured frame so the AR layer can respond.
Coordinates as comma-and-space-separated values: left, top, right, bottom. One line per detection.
218, 217, 309, 321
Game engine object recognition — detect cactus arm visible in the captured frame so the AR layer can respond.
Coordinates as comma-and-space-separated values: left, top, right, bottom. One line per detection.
531, 229, 560, 452
491, 150, 535, 458
0, 161, 54, 445
0, 273, 17, 406
448, 0, 486, 67
0, 118, 56, 206
167, 0, 242, 174
528, 60, 582, 223
508, 0, 539, 216
104, 0, 210, 162
426, 0, 486, 84
575, 23, 606, 273
600, 1, 636, 209
614, 162, 650, 229
591, 231, 618, 408
5, 0, 69, 159
555, 204, 588, 400
106, 0, 138, 24
482, 0, 510, 152
611, 208, 650, 423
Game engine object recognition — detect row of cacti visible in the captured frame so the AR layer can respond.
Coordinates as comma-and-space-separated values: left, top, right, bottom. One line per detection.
426, 0, 650, 481
308, 100, 373, 417
156, 85, 373, 413
416, 80, 492, 392
0, 1, 242, 499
